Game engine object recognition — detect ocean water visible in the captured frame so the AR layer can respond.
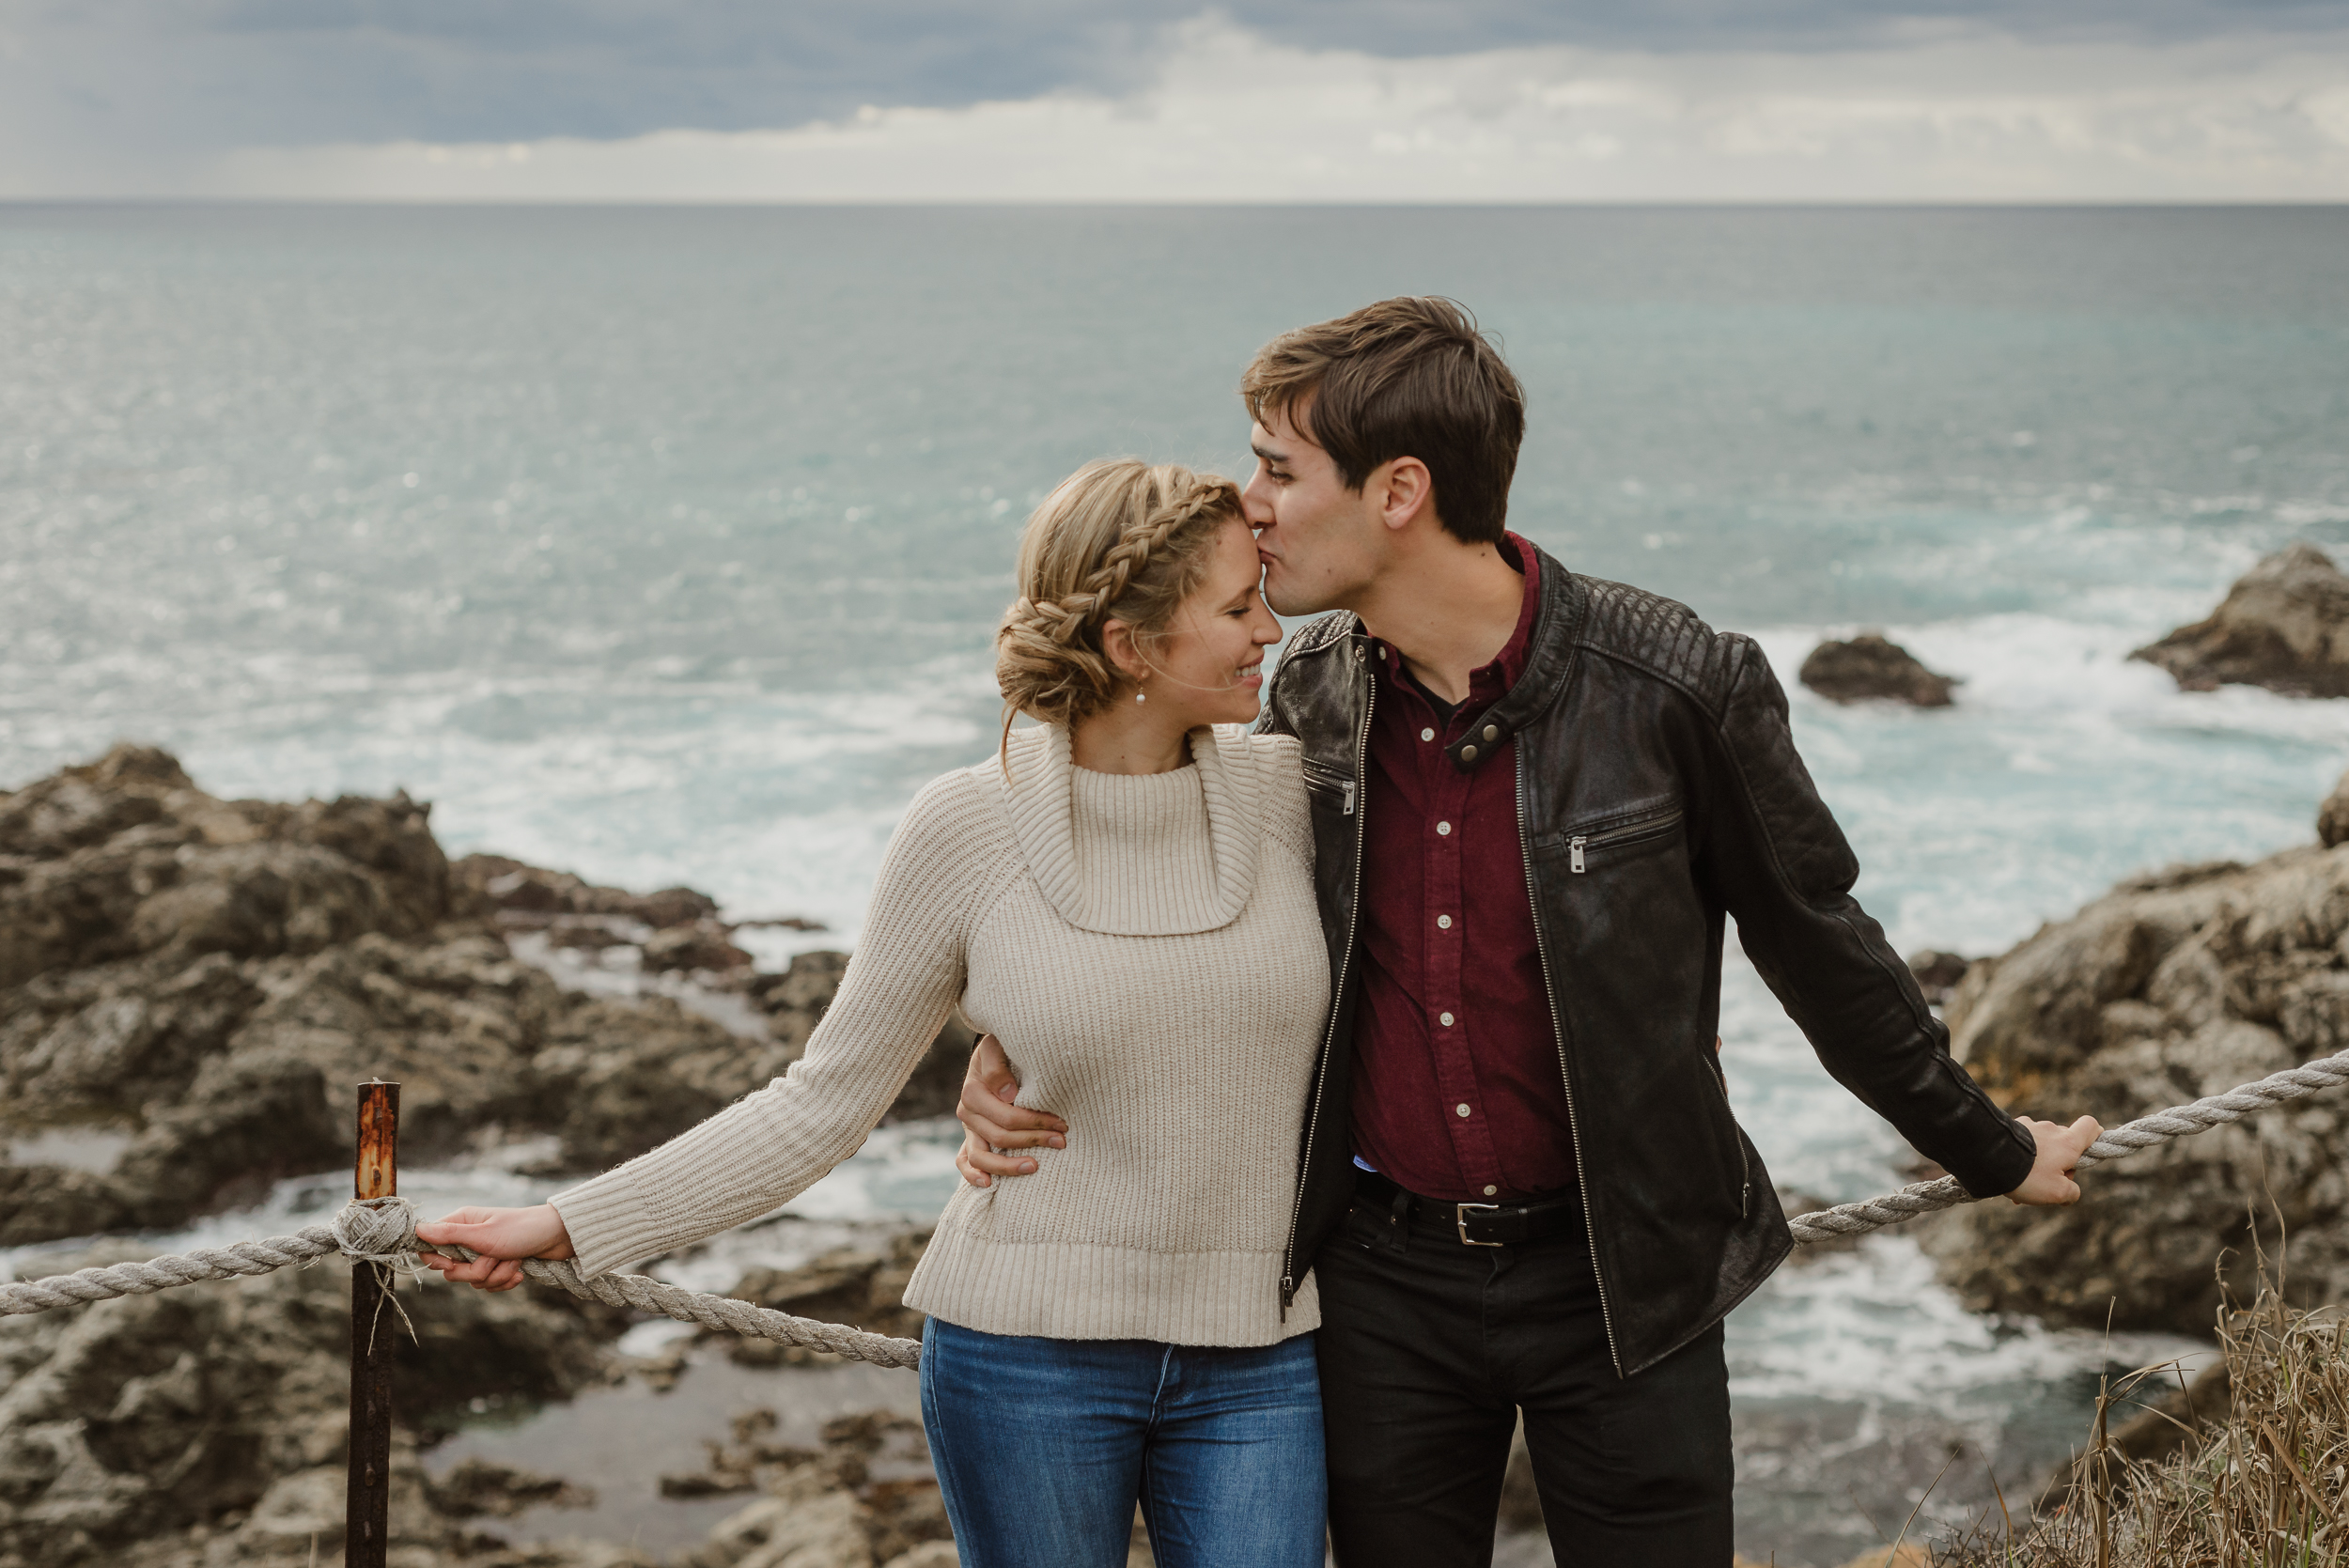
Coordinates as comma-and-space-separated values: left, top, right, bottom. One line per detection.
5, 204, 2348, 1562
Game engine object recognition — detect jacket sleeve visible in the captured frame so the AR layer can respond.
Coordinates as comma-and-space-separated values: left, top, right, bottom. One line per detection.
549, 770, 992, 1276
1700, 639, 2036, 1199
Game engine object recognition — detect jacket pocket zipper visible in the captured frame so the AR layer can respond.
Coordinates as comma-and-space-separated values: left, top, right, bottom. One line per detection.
1563, 806, 1684, 874
1301, 761, 1357, 815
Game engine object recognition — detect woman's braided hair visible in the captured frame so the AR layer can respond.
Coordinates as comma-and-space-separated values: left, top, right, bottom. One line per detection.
996, 458, 1244, 757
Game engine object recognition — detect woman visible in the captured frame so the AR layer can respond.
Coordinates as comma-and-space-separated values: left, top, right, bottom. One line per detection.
418, 458, 1330, 1568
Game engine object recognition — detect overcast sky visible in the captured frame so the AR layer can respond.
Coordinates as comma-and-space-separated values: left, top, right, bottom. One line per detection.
5, 1, 2347, 200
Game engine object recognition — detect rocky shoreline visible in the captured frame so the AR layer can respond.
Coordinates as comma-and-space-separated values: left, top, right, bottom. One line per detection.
1917, 788, 2349, 1337
8, 740, 2348, 1567
0, 745, 971, 1252
0, 745, 972, 1567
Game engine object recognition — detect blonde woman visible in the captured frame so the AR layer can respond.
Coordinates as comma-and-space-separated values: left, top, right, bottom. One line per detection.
417, 459, 1331, 1568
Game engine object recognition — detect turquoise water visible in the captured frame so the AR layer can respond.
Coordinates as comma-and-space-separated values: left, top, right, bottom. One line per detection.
5, 204, 2347, 1561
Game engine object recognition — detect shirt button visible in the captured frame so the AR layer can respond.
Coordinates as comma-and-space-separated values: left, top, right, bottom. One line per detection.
1437, 914, 1452, 929
1420, 727, 1435, 742
1436, 821, 1451, 835
1455, 1103, 1471, 1118
1484, 1185, 1498, 1197
1439, 1012, 1454, 1027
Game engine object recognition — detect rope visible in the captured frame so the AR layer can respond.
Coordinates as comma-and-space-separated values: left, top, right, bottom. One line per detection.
4, 1044, 2344, 1344
1783, 1044, 2349, 1245
0, 1228, 342, 1312
0, 1197, 922, 1370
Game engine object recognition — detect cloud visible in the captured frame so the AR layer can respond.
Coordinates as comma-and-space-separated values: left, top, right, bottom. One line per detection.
5, 0, 2348, 159
148, 19, 2349, 204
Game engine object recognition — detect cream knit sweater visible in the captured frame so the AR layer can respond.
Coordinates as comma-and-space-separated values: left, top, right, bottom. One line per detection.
549, 722, 1330, 1346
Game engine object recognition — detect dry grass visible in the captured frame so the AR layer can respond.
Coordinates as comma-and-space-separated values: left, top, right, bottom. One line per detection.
1935, 1277, 2348, 1568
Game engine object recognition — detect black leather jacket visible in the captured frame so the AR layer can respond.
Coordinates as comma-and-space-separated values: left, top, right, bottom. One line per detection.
1260, 547, 2036, 1375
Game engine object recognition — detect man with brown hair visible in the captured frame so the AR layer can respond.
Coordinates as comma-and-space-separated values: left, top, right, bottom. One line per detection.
960, 296, 2099, 1563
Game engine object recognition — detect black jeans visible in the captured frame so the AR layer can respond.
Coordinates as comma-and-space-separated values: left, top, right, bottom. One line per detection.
1315, 1186, 1734, 1567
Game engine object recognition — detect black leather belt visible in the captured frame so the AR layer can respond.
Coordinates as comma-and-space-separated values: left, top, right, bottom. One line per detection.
1354, 1167, 1582, 1248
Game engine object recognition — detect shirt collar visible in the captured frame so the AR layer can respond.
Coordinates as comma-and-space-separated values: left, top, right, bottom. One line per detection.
1481, 533, 1541, 698
1374, 532, 1541, 714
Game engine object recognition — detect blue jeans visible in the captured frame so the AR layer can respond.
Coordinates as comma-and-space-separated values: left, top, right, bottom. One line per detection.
920, 1317, 1327, 1568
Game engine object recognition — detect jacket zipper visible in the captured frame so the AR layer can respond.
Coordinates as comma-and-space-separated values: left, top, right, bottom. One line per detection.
1517, 747, 1626, 1374
1564, 807, 1683, 875
1710, 1062, 1752, 1219
1281, 653, 1375, 1317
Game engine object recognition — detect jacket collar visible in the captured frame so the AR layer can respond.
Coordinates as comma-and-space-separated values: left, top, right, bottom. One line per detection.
1441, 542, 1584, 773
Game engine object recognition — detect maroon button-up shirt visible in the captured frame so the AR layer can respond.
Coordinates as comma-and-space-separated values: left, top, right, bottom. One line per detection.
1349, 535, 1578, 1203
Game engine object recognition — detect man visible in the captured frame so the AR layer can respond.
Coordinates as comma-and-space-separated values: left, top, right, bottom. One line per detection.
957, 297, 2099, 1564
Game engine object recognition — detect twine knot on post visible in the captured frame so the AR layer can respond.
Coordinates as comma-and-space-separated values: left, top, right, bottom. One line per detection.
333, 1195, 421, 1266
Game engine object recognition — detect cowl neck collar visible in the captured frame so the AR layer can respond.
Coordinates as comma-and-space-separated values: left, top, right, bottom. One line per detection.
995, 723, 1264, 936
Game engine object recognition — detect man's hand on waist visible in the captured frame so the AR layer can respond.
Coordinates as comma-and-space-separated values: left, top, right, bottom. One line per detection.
953, 1032, 1063, 1188
2004, 1114, 2103, 1205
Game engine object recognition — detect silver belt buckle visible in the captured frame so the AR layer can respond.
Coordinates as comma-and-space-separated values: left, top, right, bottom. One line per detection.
1455, 1202, 1504, 1247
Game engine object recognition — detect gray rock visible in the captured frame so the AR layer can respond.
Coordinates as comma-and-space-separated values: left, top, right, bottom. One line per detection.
1797, 634, 1956, 707
0, 747, 957, 1249
643, 919, 754, 975
1922, 843, 2349, 1334
428, 1455, 594, 1518
2132, 543, 2349, 697
1906, 949, 1974, 1007
0, 744, 462, 992
452, 853, 719, 930
2321, 768, 2349, 849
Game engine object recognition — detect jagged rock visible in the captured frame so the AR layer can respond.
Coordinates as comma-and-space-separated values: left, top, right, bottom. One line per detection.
659, 1409, 948, 1568
2132, 543, 2349, 697
2321, 768, 2349, 849
743, 954, 972, 1122
1906, 949, 1974, 1007
0, 743, 464, 991
676, 1466, 878, 1568
643, 919, 754, 974
529, 986, 838, 1172
428, 1456, 595, 1518
1921, 842, 2349, 1334
1797, 633, 1956, 707
452, 854, 719, 930
0, 1250, 624, 1567
746, 952, 850, 1051
2, 928, 571, 1238
0, 748, 964, 1249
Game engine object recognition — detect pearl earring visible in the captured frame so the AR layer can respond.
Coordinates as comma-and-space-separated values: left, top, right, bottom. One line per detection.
1135, 689, 1146, 705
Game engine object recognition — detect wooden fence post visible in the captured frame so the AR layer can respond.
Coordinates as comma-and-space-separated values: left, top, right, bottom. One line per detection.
347, 1080, 399, 1568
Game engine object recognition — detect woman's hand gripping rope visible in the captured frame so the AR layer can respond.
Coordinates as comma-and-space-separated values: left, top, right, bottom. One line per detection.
414, 1204, 575, 1292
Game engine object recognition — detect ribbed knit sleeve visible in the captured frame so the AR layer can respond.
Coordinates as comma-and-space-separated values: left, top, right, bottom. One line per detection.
550, 769, 1005, 1278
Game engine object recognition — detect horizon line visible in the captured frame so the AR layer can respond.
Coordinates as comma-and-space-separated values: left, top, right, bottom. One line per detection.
7, 196, 2348, 210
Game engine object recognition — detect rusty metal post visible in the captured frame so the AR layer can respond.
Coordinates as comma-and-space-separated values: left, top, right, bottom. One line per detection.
347, 1080, 398, 1568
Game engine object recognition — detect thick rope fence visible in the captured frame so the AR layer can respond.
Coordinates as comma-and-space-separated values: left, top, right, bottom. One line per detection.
8, 1044, 2349, 1369
1781, 1044, 2349, 1245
